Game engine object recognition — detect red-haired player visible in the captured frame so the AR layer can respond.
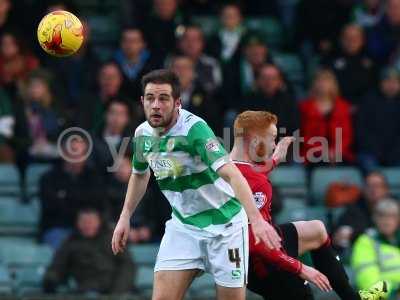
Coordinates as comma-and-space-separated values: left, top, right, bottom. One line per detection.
230, 111, 387, 300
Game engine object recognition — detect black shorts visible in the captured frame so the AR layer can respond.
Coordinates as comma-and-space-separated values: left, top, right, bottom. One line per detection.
247, 223, 314, 300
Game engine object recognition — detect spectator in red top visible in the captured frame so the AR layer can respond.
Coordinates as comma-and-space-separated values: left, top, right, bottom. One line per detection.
299, 69, 354, 165
0, 31, 39, 96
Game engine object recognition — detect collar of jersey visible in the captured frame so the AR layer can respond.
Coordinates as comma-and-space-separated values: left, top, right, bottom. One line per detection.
152, 108, 183, 137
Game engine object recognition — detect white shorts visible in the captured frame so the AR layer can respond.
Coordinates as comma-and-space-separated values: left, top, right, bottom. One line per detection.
154, 218, 249, 288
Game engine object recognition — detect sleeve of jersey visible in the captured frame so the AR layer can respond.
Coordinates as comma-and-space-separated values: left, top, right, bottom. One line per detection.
131, 132, 149, 174
187, 121, 229, 172
249, 183, 302, 275
249, 230, 303, 275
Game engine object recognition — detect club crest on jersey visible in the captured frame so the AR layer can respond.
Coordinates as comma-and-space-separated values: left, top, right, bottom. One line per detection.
253, 192, 266, 208
144, 140, 152, 151
166, 138, 175, 152
205, 139, 220, 152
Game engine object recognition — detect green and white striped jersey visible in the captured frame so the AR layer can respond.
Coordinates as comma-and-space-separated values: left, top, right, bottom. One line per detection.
132, 109, 245, 234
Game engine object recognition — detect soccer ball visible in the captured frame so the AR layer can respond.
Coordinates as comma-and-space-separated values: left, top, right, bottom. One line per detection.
37, 10, 84, 57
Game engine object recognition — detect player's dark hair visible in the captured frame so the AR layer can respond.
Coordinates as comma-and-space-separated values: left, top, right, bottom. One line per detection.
141, 69, 181, 99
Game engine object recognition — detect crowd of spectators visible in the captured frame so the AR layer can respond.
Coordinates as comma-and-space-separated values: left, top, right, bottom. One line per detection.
0, 0, 400, 295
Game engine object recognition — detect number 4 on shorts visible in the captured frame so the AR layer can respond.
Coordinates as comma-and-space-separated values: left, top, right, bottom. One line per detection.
228, 248, 241, 268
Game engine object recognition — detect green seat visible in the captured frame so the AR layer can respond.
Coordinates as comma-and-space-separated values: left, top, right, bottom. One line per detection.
191, 15, 220, 37
129, 244, 159, 266
380, 167, 400, 198
247, 289, 264, 299
274, 53, 304, 84
269, 166, 307, 197
14, 265, 46, 295
0, 237, 35, 247
0, 197, 39, 235
0, 244, 53, 267
26, 164, 52, 196
244, 17, 285, 49
0, 164, 20, 196
85, 14, 120, 44
310, 167, 363, 205
189, 273, 215, 298
0, 265, 12, 295
276, 206, 327, 225
135, 265, 153, 296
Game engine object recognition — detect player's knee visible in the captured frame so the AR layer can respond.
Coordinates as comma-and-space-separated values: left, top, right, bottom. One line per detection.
310, 220, 328, 246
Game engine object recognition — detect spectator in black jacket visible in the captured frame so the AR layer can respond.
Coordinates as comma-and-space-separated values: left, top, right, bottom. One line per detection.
91, 98, 139, 176
243, 64, 299, 136
323, 24, 376, 106
366, 0, 400, 64
43, 207, 135, 295
39, 135, 105, 249
332, 172, 390, 251
106, 156, 160, 243
113, 27, 162, 101
176, 25, 222, 94
169, 55, 220, 134
222, 30, 273, 117
78, 61, 125, 130
141, 0, 185, 57
356, 67, 400, 172
207, 3, 246, 66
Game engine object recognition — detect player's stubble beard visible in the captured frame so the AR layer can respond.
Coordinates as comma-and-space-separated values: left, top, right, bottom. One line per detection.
146, 105, 177, 132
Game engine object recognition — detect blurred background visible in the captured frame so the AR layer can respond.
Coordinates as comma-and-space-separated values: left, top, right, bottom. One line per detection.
0, 0, 400, 299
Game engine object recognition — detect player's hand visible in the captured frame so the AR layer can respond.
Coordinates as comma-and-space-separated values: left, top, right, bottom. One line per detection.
272, 136, 294, 163
111, 214, 130, 255
251, 218, 281, 249
300, 264, 332, 292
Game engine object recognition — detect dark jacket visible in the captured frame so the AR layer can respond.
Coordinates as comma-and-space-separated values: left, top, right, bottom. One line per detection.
356, 90, 400, 165
333, 198, 374, 244
43, 227, 135, 294
180, 82, 221, 135
243, 89, 299, 135
322, 51, 377, 105
39, 164, 106, 236
113, 49, 163, 101
91, 126, 135, 177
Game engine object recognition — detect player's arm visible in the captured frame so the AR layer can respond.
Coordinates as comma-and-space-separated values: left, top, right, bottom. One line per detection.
217, 163, 281, 249
112, 132, 151, 255
262, 136, 294, 172
112, 171, 150, 255
188, 120, 281, 249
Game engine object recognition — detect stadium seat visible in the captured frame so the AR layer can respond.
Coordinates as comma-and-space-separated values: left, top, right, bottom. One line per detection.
14, 265, 46, 295
0, 197, 39, 235
380, 167, 400, 198
269, 166, 307, 198
310, 167, 363, 205
244, 17, 285, 49
85, 14, 120, 44
189, 273, 216, 298
191, 15, 219, 37
129, 244, 159, 266
26, 164, 52, 196
0, 265, 12, 295
276, 205, 328, 225
135, 265, 154, 296
0, 237, 35, 247
129, 244, 158, 266
0, 244, 53, 267
0, 164, 20, 196
274, 53, 305, 84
